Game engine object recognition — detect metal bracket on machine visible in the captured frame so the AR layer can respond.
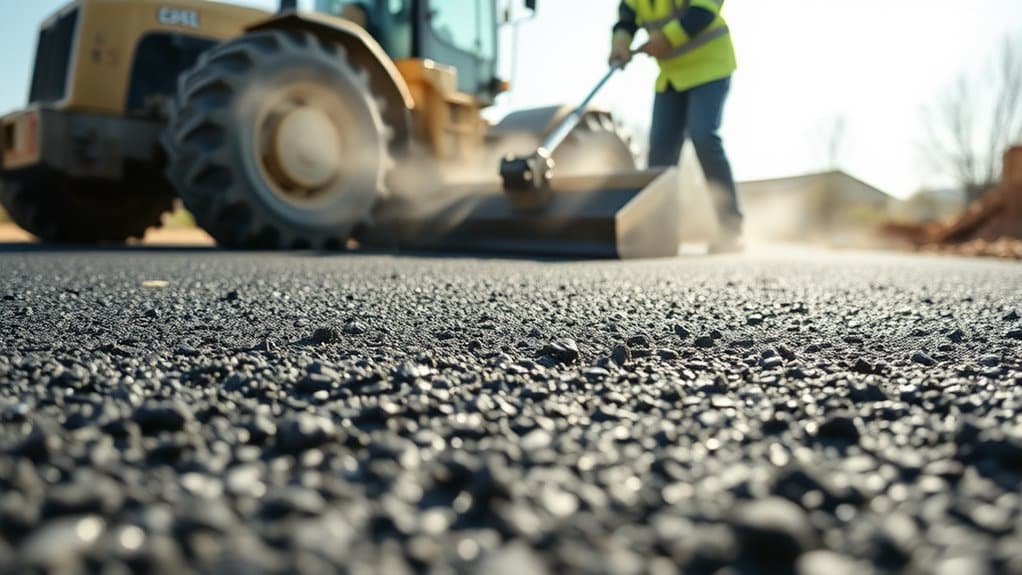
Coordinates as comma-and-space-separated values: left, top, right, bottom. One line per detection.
498, 61, 625, 212
499, 149, 554, 212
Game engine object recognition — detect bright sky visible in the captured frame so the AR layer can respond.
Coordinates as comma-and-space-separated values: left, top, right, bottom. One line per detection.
1, 0, 1020, 197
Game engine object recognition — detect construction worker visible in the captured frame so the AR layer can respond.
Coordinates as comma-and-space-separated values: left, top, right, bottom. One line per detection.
609, 0, 743, 252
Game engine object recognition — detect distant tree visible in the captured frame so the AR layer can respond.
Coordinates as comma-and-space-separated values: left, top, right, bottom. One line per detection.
921, 36, 1022, 203
810, 114, 846, 173
825, 115, 846, 171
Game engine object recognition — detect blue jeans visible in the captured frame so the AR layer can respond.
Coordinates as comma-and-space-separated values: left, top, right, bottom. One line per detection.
648, 76, 743, 235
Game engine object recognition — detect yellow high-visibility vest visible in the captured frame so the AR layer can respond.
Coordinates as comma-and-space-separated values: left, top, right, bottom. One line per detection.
623, 0, 737, 92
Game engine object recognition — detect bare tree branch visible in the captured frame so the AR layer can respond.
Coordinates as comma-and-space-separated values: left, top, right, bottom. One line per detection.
919, 33, 1022, 202
1001, 38, 1022, 144
827, 115, 846, 170
988, 38, 1022, 182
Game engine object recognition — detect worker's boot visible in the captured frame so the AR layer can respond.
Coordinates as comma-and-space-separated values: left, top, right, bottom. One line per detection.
709, 220, 744, 254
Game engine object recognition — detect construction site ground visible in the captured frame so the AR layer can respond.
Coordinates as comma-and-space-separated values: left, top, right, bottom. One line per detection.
1, 246, 1020, 573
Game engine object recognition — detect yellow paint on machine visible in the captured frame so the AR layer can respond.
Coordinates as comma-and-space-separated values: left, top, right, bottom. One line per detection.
1, 110, 41, 170
56, 0, 269, 115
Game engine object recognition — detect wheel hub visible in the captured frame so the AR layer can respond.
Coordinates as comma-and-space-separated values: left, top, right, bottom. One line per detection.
268, 106, 343, 191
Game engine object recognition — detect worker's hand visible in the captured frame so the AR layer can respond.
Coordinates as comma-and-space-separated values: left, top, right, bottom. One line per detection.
609, 31, 633, 68
640, 30, 672, 59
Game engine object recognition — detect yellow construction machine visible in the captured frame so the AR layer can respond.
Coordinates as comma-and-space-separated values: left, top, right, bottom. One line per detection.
0, 0, 682, 258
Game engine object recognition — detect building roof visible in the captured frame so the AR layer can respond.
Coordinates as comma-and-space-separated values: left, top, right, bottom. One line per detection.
739, 170, 894, 202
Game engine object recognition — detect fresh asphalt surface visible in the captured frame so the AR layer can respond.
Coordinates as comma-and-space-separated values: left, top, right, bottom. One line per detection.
1, 245, 1021, 574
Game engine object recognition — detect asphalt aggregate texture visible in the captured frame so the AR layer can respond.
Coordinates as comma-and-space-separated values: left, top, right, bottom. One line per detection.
1, 247, 1021, 574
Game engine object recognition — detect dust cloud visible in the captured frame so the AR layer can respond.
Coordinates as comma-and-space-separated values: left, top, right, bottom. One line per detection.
675, 145, 898, 252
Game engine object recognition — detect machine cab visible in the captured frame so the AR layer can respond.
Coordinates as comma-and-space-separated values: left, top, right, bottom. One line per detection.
313, 0, 514, 102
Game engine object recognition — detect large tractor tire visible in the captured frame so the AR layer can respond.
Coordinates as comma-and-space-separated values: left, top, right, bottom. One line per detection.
0, 166, 174, 243
491, 107, 637, 177
163, 30, 392, 250
553, 112, 637, 176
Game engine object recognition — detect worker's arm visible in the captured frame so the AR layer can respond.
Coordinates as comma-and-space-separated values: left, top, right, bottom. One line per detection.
613, 1, 639, 37
662, 1, 720, 46
644, 0, 722, 58
609, 1, 638, 66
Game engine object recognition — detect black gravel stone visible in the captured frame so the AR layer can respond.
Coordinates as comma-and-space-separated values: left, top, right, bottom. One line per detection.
100, 419, 139, 439
910, 350, 937, 366
276, 413, 337, 453
393, 361, 430, 382
537, 339, 580, 365
852, 358, 876, 375
132, 403, 191, 434
174, 344, 201, 357
771, 465, 859, 510
42, 476, 123, 518
760, 414, 790, 434
694, 335, 715, 348
2, 402, 30, 423
866, 515, 918, 568
816, 414, 861, 443
343, 320, 368, 335
8, 425, 62, 462
975, 433, 1022, 471
733, 497, 817, 565
785, 365, 808, 379
733, 337, 755, 348
657, 348, 679, 360
611, 344, 631, 366
848, 380, 887, 403
296, 373, 334, 394
978, 354, 1000, 367
312, 326, 341, 344
777, 344, 796, 361
260, 487, 326, 519
242, 416, 277, 444
626, 334, 652, 349
174, 497, 238, 535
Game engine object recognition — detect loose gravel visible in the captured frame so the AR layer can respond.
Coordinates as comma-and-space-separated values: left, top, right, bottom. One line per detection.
1, 248, 1021, 574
